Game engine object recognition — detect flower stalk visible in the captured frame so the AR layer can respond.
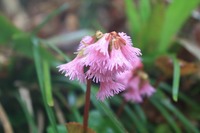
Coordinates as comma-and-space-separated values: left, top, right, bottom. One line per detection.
83, 79, 92, 133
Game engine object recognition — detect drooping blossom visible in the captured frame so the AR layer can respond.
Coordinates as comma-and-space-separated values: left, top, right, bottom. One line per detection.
117, 60, 155, 103
57, 31, 141, 100
97, 80, 125, 101
58, 36, 95, 83
58, 56, 85, 82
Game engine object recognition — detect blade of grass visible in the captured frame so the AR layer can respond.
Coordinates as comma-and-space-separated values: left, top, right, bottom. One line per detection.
134, 104, 147, 124
162, 99, 200, 133
158, 0, 200, 53
155, 90, 200, 133
91, 92, 127, 133
171, 55, 180, 102
32, 37, 58, 133
32, 4, 69, 34
41, 39, 70, 62
124, 106, 148, 133
160, 83, 200, 111
32, 38, 44, 92
43, 59, 54, 106
113, 97, 148, 133
150, 97, 181, 133
99, 103, 127, 132
16, 94, 38, 133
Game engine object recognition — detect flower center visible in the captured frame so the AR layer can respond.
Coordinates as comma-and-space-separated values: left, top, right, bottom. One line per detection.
106, 31, 126, 50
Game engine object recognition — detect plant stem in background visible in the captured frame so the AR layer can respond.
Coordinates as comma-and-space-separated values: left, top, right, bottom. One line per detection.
83, 79, 92, 132
116, 99, 127, 117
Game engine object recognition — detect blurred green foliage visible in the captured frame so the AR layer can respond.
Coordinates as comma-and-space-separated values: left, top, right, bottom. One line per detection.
0, 0, 200, 133
125, 0, 200, 57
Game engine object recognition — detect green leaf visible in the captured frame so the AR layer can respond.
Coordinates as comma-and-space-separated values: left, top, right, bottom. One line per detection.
125, 0, 141, 37
12, 33, 34, 58
172, 55, 180, 102
43, 59, 54, 106
12, 34, 58, 67
141, 2, 165, 54
139, 0, 151, 23
32, 38, 58, 133
158, 0, 200, 53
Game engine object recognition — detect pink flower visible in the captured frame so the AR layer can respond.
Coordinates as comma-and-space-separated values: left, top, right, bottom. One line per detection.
86, 67, 114, 83
117, 60, 155, 103
84, 33, 110, 57
97, 80, 125, 101
57, 31, 141, 100
123, 76, 155, 103
57, 57, 85, 82
77, 36, 95, 52
82, 34, 110, 71
107, 47, 133, 72
140, 81, 155, 97
119, 33, 141, 64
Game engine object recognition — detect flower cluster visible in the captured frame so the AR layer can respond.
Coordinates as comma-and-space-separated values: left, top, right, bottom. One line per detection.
57, 31, 141, 100
117, 59, 155, 103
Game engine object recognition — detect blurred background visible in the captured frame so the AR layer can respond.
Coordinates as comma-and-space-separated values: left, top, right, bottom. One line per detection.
0, 0, 200, 133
